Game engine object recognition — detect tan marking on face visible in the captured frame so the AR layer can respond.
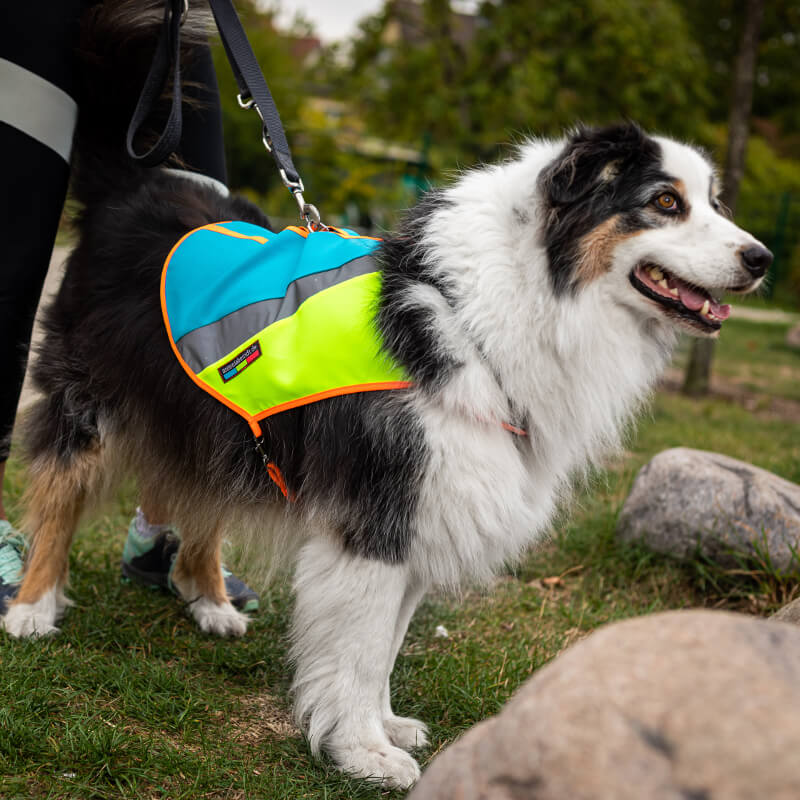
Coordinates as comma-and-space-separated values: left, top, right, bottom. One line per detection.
575, 215, 641, 285
672, 179, 691, 216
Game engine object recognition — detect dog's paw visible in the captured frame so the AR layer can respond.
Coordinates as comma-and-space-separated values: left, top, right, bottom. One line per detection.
2, 602, 60, 638
189, 597, 249, 637
384, 715, 429, 751
336, 744, 421, 789
55, 588, 74, 621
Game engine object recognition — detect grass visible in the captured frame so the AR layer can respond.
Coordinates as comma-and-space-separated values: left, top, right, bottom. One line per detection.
3, 315, 800, 798
672, 314, 800, 404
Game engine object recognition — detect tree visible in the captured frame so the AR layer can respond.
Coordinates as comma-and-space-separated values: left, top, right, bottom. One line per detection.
683, 0, 765, 397
339, 0, 712, 175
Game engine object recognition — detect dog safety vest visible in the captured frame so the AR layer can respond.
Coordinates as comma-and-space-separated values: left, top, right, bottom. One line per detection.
161, 222, 411, 442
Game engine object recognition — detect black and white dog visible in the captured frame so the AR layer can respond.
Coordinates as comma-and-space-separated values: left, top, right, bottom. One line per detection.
2, 0, 771, 788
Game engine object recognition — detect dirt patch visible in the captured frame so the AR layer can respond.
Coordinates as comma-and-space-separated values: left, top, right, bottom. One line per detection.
229, 693, 299, 743
660, 368, 800, 423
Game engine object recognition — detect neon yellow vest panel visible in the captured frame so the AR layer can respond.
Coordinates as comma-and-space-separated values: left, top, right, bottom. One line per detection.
161, 222, 411, 436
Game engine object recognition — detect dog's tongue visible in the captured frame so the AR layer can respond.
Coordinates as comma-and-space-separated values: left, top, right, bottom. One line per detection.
712, 300, 732, 320
677, 283, 732, 321
678, 284, 706, 312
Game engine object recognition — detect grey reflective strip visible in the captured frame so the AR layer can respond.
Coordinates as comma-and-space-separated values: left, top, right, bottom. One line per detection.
163, 167, 230, 197
0, 59, 78, 163
176, 254, 378, 374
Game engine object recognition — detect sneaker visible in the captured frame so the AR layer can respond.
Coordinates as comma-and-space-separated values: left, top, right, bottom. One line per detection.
0, 520, 26, 610
121, 515, 259, 613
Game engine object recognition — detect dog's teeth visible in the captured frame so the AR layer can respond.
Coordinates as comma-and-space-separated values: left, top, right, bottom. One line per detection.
650, 267, 664, 281
669, 286, 679, 296
700, 300, 711, 318
658, 279, 669, 290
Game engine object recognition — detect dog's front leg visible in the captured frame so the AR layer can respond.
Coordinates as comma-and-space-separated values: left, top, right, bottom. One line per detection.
290, 536, 422, 789
382, 581, 429, 752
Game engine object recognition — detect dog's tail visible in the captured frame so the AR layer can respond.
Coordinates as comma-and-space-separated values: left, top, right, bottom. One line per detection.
71, 0, 211, 209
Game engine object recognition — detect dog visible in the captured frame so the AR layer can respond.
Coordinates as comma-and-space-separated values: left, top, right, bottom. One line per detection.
1, 0, 772, 788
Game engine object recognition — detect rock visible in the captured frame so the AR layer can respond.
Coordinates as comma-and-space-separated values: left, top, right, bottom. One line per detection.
409, 610, 800, 800
772, 596, 800, 625
616, 447, 800, 571
786, 322, 800, 350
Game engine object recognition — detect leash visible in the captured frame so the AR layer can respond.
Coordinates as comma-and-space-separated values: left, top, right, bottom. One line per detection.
126, 0, 321, 228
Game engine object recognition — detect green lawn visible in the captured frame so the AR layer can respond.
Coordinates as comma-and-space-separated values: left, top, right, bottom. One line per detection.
2, 316, 800, 799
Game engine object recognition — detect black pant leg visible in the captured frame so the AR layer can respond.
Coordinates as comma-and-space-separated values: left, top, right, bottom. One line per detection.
180, 44, 228, 185
0, 1, 85, 460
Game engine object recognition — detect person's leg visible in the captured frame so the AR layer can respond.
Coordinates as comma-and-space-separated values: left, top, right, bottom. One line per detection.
179, 44, 228, 186
0, 2, 85, 604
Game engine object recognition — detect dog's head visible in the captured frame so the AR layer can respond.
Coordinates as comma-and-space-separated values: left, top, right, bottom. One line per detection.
538, 123, 771, 336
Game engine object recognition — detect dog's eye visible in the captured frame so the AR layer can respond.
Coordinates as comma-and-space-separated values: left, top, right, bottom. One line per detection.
655, 193, 678, 211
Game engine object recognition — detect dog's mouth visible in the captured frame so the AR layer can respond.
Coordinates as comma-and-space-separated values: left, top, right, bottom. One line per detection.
629, 263, 731, 332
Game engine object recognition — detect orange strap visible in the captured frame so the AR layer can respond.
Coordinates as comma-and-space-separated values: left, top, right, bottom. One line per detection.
267, 461, 294, 501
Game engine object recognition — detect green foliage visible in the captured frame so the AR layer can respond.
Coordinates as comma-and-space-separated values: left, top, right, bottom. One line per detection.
342, 0, 711, 167
730, 136, 800, 303
210, 0, 800, 302
676, 0, 800, 137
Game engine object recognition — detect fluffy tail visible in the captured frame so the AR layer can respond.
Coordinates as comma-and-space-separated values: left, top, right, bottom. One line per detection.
71, 0, 212, 209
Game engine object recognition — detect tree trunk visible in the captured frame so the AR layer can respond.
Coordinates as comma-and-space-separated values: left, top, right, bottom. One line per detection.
682, 0, 764, 397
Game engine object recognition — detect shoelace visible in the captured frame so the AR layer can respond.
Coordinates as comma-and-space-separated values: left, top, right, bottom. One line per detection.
0, 527, 26, 585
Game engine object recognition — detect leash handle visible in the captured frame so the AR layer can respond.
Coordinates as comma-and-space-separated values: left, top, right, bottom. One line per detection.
126, 0, 185, 167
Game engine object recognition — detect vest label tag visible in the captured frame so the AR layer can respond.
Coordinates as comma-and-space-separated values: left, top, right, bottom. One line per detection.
219, 341, 261, 382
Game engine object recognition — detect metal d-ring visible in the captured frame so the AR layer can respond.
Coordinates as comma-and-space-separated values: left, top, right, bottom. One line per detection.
253, 436, 269, 467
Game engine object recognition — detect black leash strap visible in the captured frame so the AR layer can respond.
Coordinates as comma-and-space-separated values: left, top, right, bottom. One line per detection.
126, 0, 185, 167
126, 0, 320, 224
207, 0, 301, 189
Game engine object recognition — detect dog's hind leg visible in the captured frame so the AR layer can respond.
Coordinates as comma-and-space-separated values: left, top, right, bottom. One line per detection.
382, 581, 429, 752
3, 441, 103, 638
290, 536, 422, 789
167, 510, 249, 638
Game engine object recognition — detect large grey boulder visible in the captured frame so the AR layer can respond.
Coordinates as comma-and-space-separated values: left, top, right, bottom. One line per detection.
410, 611, 800, 800
617, 447, 800, 571
772, 596, 800, 624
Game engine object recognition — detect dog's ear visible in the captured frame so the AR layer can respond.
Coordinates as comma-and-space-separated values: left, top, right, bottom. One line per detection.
540, 123, 656, 205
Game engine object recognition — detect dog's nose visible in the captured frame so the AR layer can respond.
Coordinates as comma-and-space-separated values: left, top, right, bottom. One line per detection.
740, 245, 773, 277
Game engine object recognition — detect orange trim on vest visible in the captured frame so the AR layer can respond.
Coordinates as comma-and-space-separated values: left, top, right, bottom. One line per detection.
285, 225, 310, 238
204, 222, 269, 244
161, 222, 265, 438
327, 226, 383, 242
252, 381, 413, 423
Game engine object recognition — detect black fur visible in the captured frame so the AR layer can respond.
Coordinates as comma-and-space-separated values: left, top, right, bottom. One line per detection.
377, 192, 462, 393
538, 123, 671, 295
29, 169, 430, 563
25, 0, 434, 564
